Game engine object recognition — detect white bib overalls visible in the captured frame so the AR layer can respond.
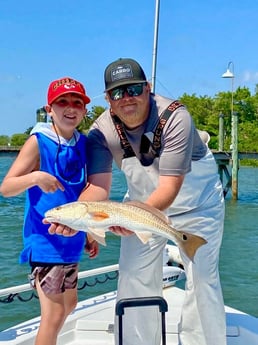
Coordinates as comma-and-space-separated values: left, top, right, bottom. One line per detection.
115, 148, 226, 345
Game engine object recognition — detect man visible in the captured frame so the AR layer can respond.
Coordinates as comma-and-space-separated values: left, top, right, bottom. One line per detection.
50, 58, 226, 345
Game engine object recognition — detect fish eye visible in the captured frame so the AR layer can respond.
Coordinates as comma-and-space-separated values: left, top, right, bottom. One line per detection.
182, 234, 188, 241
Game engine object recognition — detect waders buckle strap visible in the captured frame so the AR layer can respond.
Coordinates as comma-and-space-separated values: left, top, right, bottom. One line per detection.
111, 114, 136, 158
152, 100, 184, 155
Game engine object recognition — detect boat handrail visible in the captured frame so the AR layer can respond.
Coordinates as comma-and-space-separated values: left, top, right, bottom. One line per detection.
0, 264, 119, 298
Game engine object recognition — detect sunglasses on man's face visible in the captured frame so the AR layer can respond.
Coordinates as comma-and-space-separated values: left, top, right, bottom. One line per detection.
109, 83, 146, 101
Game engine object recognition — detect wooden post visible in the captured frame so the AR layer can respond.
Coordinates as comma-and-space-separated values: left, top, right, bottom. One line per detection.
218, 113, 224, 151
231, 111, 239, 200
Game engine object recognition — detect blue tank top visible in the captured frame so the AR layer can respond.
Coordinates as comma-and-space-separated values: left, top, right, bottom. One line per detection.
20, 128, 87, 264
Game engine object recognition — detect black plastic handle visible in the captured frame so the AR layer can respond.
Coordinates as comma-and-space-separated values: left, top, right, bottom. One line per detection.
116, 296, 168, 345
116, 296, 168, 315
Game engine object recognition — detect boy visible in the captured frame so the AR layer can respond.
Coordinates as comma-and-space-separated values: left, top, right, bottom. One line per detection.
0, 77, 98, 345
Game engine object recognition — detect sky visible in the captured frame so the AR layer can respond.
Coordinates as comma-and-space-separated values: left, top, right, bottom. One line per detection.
1, 0, 258, 136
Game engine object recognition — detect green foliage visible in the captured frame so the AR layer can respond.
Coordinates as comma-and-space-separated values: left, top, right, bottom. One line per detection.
25, 127, 33, 135
10, 133, 29, 146
179, 87, 258, 153
77, 105, 107, 133
0, 135, 10, 145
2, 89, 258, 156
241, 159, 258, 167
89, 105, 107, 120
179, 94, 220, 143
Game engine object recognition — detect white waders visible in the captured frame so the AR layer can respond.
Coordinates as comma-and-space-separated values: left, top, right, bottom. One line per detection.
115, 148, 226, 345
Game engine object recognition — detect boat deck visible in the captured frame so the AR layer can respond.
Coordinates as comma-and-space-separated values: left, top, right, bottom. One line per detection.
59, 287, 258, 345
1, 248, 258, 345
2, 286, 258, 345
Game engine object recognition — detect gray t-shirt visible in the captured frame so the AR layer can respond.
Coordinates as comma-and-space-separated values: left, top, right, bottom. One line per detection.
87, 94, 207, 176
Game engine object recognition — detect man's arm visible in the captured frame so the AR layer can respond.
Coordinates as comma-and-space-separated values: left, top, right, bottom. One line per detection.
145, 174, 184, 210
79, 173, 112, 201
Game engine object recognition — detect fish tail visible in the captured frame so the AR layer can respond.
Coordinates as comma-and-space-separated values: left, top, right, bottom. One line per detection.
177, 232, 207, 261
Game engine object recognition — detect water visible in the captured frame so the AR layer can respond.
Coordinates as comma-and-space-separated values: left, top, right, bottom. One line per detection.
0, 153, 258, 331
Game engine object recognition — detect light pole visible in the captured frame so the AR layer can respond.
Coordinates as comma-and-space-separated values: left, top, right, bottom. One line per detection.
222, 61, 238, 200
151, 0, 160, 93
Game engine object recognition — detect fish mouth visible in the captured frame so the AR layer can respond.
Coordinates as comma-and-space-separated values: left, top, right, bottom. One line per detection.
44, 215, 60, 223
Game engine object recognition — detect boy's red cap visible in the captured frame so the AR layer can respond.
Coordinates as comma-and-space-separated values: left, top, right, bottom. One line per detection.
47, 77, 91, 105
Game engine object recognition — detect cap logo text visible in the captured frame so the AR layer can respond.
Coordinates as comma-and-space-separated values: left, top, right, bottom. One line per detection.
52, 78, 82, 91
111, 64, 133, 82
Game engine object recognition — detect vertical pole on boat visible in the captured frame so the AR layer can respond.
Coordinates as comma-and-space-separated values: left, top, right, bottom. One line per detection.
151, 0, 160, 93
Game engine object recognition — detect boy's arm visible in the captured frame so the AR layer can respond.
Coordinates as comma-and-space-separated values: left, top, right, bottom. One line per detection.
0, 136, 39, 196
85, 233, 99, 258
0, 135, 64, 197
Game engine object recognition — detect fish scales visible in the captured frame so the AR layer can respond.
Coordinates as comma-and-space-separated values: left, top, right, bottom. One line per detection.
45, 200, 207, 261
99, 202, 182, 240
74, 201, 182, 242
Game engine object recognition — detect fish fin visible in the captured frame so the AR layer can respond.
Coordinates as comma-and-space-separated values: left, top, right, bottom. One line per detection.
89, 212, 109, 221
175, 230, 207, 262
87, 227, 107, 246
134, 231, 152, 244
